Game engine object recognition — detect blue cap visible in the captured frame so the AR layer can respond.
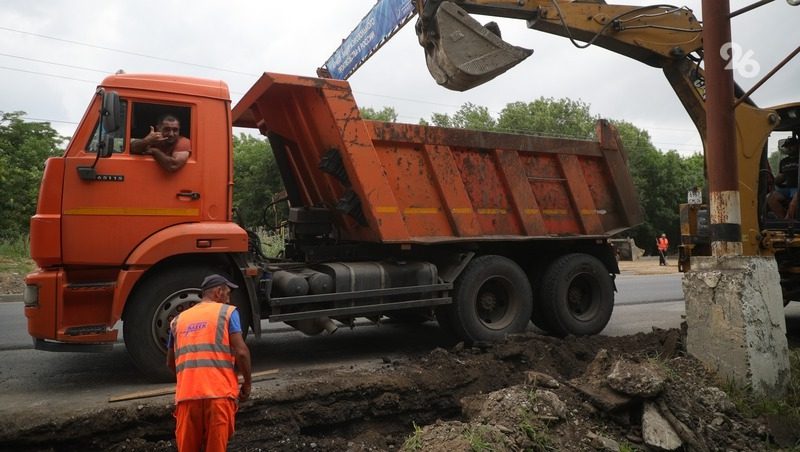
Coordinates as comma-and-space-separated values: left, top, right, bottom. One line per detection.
200, 274, 238, 291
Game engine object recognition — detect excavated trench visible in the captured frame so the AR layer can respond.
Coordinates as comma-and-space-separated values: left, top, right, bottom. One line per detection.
1, 334, 571, 451
4, 329, 762, 452
2, 348, 517, 452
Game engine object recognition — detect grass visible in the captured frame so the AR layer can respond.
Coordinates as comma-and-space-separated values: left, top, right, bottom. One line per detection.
463, 426, 496, 452
401, 422, 424, 452
646, 354, 680, 381
519, 420, 557, 452
0, 236, 35, 274
721, 348, 800, 452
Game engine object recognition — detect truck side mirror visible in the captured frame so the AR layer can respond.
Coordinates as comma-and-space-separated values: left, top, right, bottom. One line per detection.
101, 90, 121, 134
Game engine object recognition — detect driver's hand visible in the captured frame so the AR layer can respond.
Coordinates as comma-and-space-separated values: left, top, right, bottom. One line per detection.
144, 126, 166, 145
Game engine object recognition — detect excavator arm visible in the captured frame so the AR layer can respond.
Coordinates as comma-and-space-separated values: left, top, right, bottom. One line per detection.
416, 0, 703, 90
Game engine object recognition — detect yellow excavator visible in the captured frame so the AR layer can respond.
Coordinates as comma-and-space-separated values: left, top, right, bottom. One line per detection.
322, 0, 800, 303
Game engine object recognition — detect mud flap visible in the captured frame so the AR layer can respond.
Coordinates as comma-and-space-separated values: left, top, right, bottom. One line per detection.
418, 1, 533, 91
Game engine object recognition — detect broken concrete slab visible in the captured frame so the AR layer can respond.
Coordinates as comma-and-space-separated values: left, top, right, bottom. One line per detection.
606, 358, 667, 398
642, 401, 683, 451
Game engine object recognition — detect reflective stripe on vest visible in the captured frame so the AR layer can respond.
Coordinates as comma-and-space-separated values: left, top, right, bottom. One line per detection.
173, 302, 238, 401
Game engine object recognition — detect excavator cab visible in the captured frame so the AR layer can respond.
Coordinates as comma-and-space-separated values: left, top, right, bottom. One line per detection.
416, 1, 532, 91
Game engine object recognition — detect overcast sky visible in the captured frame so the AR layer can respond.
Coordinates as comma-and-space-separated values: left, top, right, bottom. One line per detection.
1, 1, 798, 156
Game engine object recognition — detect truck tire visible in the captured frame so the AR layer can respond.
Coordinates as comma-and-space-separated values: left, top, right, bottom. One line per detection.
123, 265, 250, 382
539, 253, 613, 337
448, 255, 532, 343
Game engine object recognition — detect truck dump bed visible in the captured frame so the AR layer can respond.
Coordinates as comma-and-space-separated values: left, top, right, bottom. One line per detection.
233, 73, 641, 244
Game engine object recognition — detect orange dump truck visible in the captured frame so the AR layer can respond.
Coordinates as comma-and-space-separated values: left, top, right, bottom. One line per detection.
25, 72, 641, 380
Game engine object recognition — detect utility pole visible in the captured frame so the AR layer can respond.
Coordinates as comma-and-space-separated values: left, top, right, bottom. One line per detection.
702, 0, 741, 257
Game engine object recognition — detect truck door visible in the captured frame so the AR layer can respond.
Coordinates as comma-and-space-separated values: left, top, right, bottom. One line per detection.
61, 100, 203, 266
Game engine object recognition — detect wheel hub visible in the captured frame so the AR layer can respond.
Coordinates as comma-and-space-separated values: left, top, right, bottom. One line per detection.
567, 274, 598, 320
478, 292, 498, 312
475, 279, 514, 328
152, 288, 202, 352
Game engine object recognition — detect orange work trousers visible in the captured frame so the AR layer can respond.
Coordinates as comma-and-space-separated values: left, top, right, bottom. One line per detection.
174, 398, 237, 452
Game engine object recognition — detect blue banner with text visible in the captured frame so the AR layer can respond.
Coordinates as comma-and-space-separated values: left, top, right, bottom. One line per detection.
324, 0, 416, 80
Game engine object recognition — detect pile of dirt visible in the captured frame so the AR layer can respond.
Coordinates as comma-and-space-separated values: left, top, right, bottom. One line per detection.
3, 328, 795, 451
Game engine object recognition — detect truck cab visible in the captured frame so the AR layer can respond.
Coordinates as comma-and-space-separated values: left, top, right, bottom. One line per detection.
25, 74, 248, 352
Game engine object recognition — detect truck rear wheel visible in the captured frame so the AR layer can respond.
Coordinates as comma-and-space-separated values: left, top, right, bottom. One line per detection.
448, 255, 532, 343
123, 265, 250, 382
539, 253, 613, 337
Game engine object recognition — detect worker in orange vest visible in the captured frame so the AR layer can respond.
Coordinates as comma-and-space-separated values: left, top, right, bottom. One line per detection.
167, 274, 252, 452
657, 233, 669, 266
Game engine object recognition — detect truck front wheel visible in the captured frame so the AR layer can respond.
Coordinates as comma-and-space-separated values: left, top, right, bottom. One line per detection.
123, 265, 249, 382
538, 253, 614, 337
448, 255, 532, 343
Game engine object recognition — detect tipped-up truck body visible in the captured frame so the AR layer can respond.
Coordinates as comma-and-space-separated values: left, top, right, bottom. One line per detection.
25, 71, 641, 380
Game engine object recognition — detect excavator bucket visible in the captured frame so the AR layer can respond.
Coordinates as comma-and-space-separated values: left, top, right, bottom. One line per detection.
419, 1, 533, 91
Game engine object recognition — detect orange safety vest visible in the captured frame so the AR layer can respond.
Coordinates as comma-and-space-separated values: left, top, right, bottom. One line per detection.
172, 302, 239, 402
657, 237, 669, 251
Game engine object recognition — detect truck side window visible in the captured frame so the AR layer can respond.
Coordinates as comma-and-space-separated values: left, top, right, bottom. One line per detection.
86, 100, 128, 153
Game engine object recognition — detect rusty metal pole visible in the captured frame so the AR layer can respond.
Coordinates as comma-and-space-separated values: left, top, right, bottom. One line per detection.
702, 0, 742, 256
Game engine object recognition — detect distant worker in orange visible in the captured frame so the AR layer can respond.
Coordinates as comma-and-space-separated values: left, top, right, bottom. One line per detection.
131, 114, 191, 172
656, 233, 669, 266
167, 274, 252, 452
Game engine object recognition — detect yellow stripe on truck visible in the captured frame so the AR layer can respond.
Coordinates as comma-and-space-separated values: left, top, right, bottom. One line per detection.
64, 207, 199, 216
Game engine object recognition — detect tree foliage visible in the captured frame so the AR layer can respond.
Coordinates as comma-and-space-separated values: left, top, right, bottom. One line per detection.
425, 102, 496, 130
232, 133, 284, 229
360, 106, 398, 122
614, 120, 704, 249
497, 98, 596, 139
0, 112, 64, 238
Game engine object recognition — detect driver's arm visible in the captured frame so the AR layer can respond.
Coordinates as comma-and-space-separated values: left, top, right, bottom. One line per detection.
149, 149, 190, 172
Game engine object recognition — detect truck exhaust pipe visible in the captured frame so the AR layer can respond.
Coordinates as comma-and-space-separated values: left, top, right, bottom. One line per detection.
417, 1, 533, 91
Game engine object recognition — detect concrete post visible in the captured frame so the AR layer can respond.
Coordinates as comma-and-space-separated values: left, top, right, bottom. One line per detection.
683, 257, 789, 394
683, 1, 789, 396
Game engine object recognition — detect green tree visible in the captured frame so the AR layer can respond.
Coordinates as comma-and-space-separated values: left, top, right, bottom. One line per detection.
497, 97, 596, 139
0, 111, 64, 238
232, 133, 284, 228
360, 106, 398, 122
613, 120, 704, 252
425, 102, 496, 130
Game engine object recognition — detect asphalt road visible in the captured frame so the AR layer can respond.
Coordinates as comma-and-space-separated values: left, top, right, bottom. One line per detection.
0, 272, 687, 428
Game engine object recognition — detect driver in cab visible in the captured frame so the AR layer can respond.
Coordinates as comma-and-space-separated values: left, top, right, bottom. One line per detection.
131, 114, 191, 172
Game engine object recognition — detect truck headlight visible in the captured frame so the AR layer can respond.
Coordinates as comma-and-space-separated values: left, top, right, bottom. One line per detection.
24, 285, 39, 307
